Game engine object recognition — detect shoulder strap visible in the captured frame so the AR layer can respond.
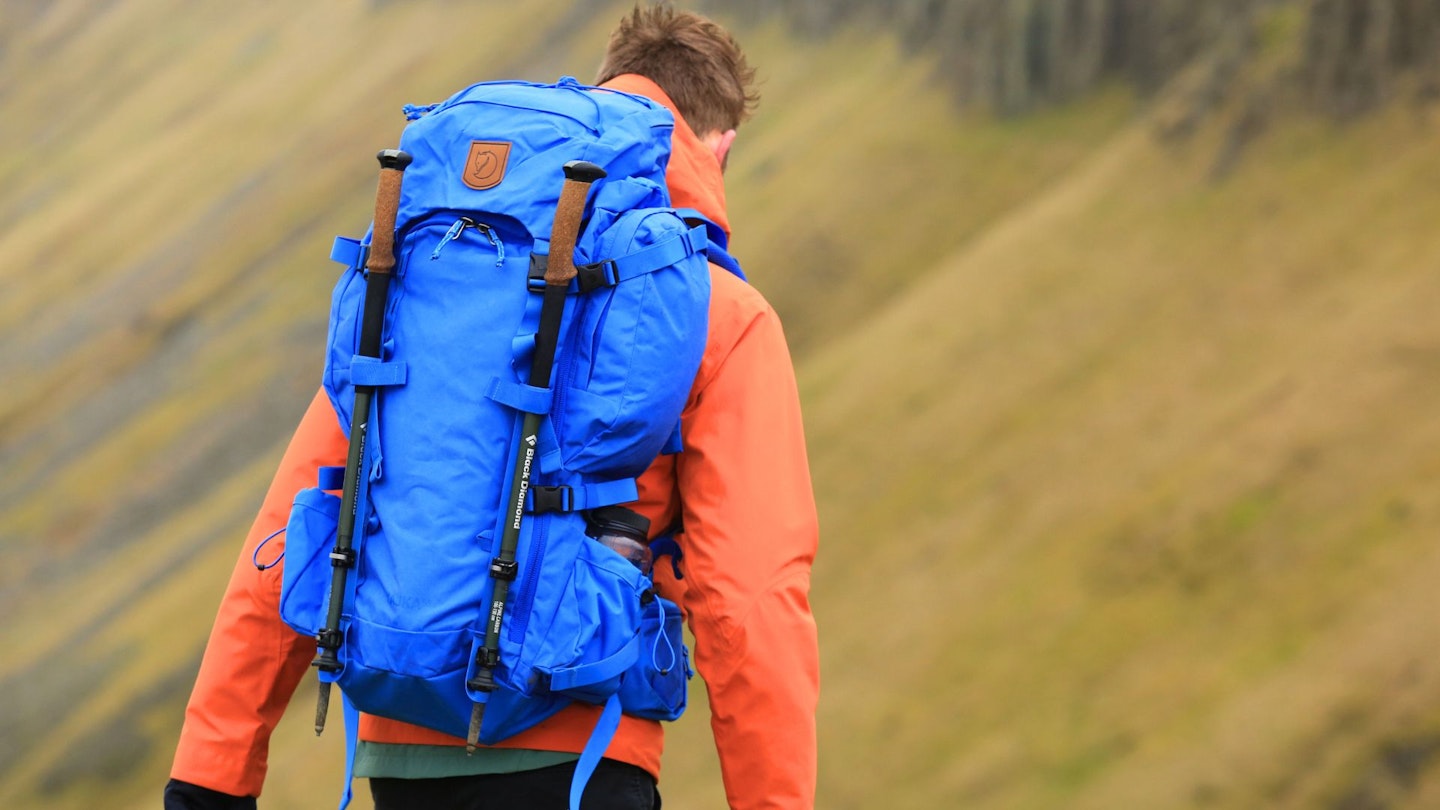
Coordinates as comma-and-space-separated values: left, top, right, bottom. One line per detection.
677, 208, 745, 281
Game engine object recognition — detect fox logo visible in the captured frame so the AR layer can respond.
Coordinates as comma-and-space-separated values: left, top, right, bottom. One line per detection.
463, 141, 511, 190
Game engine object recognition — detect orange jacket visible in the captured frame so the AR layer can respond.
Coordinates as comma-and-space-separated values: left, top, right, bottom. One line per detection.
172, 74, 819, 809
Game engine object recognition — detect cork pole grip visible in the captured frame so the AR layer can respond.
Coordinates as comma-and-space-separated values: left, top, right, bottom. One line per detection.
544, 160, 606, 285
367, 149, 413, 276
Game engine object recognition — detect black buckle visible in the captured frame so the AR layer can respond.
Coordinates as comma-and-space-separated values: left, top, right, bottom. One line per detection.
531, 253, 615, 294
329, 547, 356, 568
530, 485, 573, 514
527, 252, 547, 291
576, 260, 615, 293
490, 559, 519, 582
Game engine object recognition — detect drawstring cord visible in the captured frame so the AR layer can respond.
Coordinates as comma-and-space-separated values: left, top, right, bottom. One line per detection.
650, 598, 677, 675
253, 527, 286, 570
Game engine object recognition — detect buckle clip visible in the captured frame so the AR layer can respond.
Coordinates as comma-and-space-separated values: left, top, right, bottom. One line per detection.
530, 485, 573, 514
576, 260, 616, 293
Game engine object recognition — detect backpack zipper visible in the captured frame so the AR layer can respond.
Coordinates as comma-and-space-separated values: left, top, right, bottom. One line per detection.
508, 510, 549, 645
431, 217, 505, 266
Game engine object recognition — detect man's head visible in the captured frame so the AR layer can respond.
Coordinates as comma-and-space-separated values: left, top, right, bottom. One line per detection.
596, 5, 758, 168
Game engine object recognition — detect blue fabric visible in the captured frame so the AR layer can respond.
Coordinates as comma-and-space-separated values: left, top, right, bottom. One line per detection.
549, 633, 639, 695
604, 223, 705, 284
286, 77, 727, 763
338, 693, 360, 810
525, 478, 638, 513
330, 236, 364, 268
648, 536, 684, 580
661, 420, 683, 456
616, 596, 689, 721
349, 356, 407, 387
570, 693, 624, 810
485, 377, 554, 415
675, 208, 745, 281
317, 465, 345, 491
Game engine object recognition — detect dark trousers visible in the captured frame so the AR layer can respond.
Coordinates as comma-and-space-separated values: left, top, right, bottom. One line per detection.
369, 759, 661, 810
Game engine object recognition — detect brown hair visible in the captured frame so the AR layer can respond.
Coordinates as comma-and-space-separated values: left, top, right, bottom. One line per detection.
596, 5, 759, 135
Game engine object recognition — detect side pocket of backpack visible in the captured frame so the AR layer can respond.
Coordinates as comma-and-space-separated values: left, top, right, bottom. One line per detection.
278, 486, 341, 638
559, 209, 711, 479
618, 594, 690, 721
526, 531, 648, 705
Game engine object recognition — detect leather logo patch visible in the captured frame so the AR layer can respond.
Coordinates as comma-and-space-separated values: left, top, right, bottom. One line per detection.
464, 141, 511, 190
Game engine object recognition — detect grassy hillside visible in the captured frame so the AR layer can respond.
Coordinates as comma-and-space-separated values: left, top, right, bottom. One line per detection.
803, 102, 1440, 808
3, 1, 1439, 809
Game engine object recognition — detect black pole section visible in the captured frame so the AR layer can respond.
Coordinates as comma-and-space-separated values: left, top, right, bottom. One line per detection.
313, 148, 412, 736
465, 160, 606, 752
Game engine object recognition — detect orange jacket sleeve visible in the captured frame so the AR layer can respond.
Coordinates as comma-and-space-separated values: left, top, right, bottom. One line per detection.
171, 388, 348, 797
674, 268, 821, 810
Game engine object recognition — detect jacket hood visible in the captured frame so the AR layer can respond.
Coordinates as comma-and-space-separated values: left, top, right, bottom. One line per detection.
600, 73, 731, 237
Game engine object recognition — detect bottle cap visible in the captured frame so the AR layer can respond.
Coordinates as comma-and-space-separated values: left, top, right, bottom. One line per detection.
587, 505, 651, 539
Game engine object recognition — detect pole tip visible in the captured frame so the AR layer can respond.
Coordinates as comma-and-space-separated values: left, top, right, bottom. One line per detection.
466, 702, 485, 754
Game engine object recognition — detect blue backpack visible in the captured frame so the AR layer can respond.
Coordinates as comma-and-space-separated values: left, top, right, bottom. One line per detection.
274, 77, 741, 808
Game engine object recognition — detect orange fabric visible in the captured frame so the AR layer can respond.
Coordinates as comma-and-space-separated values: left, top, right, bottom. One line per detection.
601, 74, 731, 236
171, 387, 347, 796
172, 76, 818, 809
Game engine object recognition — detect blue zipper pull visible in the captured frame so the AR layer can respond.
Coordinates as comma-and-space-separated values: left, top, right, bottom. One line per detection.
431, 218, 505, 266
431, 217, 474, 260
475, 222, 505, 267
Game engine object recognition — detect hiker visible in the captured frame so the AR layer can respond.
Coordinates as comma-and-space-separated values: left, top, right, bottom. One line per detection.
165, 7, 818, 810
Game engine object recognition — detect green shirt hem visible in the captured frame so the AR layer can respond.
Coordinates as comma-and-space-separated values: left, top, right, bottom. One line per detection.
353, 742, 580, 779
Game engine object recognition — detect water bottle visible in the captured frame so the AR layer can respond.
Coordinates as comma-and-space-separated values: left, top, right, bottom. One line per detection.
587, 505, 653, 576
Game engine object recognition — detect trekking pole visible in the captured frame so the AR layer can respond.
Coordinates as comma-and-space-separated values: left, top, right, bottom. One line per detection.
465, 159, 606, 752
312, 148, 413, 736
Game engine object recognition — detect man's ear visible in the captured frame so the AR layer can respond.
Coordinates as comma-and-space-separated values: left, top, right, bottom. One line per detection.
702, 129, 737, 170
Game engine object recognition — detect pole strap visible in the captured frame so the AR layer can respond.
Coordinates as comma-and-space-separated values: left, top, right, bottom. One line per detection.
569, 692, 624, 810
337, 692, 360, 810
526, 478, 639, 514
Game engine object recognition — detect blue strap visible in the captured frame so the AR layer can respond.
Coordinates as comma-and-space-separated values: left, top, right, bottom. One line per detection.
549, 634, 640, 693
674, 209, 745, 280
318, 465, 345, 491
485, 377, 553, 415
525, 478, 640, 512
338, 692, 360, 810
649, 535, 684, 580
661, 420, 683, 456
570, 693, 624, 810
675, 208, 722, 243
605, 224, 705, 284
703, 238, 745, 280
349, 356, 407, 387
549, 223, 706, 295
330, 236, 364, 268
